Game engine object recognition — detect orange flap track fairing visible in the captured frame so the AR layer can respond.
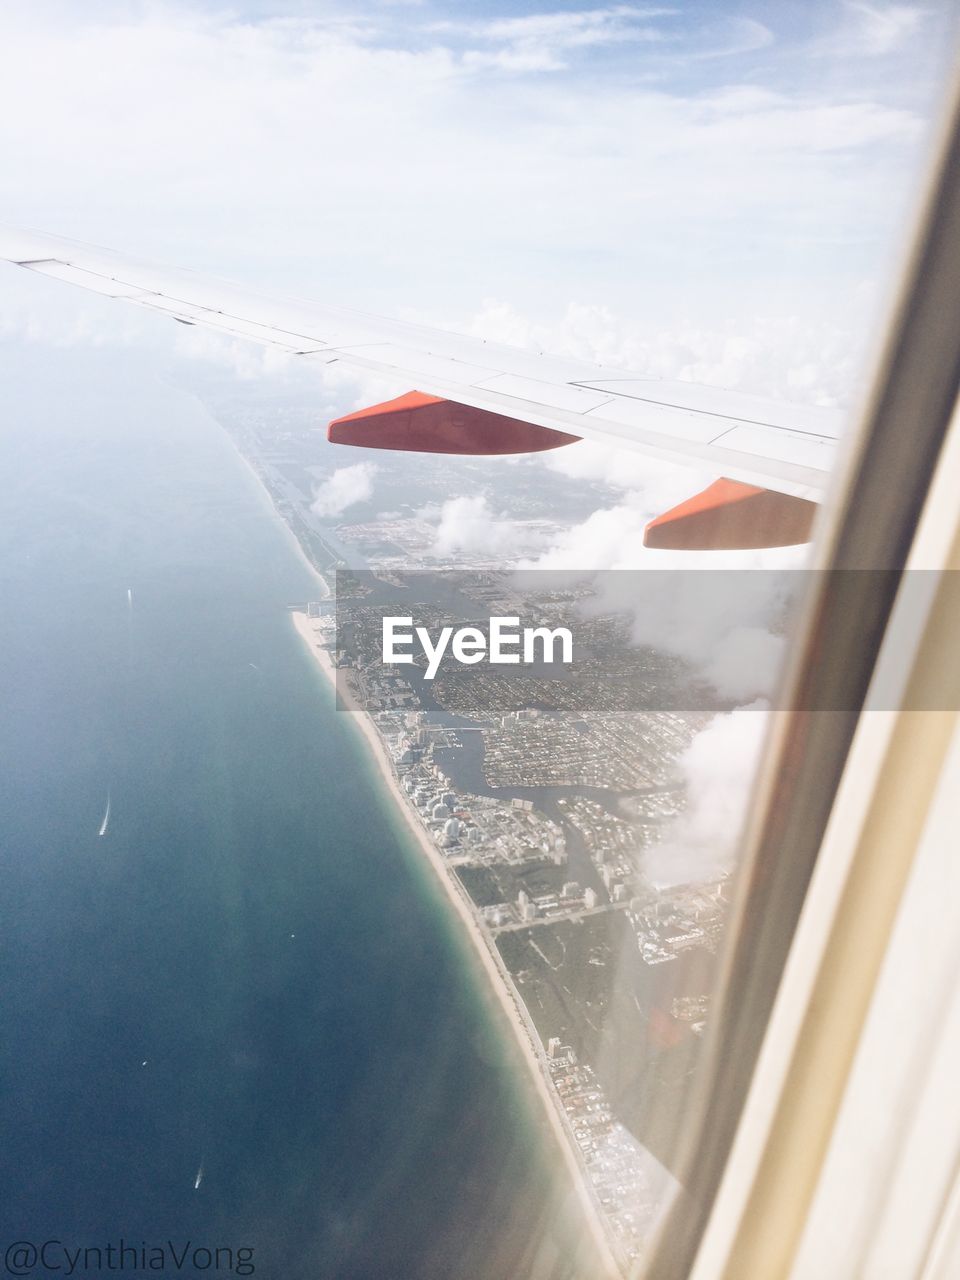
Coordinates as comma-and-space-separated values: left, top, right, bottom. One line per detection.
328, 390, 581, 455
643, 478, 818, 550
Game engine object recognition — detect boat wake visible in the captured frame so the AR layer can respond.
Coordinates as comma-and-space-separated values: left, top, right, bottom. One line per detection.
98, 789, 111, 838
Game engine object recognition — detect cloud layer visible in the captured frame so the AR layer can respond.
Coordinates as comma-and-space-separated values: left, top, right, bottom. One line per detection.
0, 0, 952, 340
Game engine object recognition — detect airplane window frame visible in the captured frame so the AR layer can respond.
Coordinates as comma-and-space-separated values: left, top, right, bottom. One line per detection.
641, 57, 960, 1280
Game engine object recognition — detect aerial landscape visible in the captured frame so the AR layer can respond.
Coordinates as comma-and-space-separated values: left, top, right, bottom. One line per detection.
214, 384, 736, 1270
1, 3, 951, 1277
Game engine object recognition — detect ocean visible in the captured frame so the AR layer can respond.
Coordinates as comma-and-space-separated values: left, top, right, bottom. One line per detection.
0, 345, 603, 1280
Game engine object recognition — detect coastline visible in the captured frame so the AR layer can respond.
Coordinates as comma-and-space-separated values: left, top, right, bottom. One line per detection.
214, 420, 623, 1272
232, 440, 332, 592
291, 610, 622, 1279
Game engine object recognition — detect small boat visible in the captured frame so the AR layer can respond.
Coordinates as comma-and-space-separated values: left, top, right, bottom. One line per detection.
194, 1164, 204, 1191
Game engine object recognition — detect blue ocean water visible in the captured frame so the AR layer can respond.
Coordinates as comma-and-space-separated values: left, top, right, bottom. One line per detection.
0, 346, 601, 1279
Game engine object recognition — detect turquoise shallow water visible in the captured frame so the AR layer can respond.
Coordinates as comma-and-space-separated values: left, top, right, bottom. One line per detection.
0, 346, 600, 1279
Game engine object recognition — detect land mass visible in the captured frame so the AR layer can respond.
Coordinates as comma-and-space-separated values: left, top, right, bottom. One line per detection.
209, 394, 728, 1274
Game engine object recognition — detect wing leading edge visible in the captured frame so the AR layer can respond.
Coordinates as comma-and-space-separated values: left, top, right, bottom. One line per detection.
0, 227, 841, 548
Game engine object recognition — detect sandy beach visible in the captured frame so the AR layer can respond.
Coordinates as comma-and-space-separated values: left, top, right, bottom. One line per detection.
291, 609, 622, 1278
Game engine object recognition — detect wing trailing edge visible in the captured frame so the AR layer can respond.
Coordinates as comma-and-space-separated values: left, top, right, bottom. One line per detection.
328, 393, 821, 549
0, 227, 841, 542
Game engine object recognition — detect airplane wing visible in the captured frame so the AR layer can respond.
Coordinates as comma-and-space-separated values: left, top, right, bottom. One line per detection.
0, 226, 841, 548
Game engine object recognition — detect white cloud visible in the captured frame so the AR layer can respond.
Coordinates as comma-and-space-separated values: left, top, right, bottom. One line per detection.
0, 0, 943, 345
520, 503, 651, 570
451, 5, 670, 72
460, 6, 673, 45
688, 17, 774, 60
645, 701, 770, 887
311, 462, 377, 517
463, 299, 866, 407
841, 2, 930, 56
427, 494, 523, 558
460, 45, 568, 74
434, 8, 781, 76
172, 326, 301, 381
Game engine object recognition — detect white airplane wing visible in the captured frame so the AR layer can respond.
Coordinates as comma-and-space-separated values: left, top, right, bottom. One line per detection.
0, 227, 841, 548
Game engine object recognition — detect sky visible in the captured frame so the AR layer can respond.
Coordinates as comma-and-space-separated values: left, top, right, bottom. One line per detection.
1, 0, 955, 355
